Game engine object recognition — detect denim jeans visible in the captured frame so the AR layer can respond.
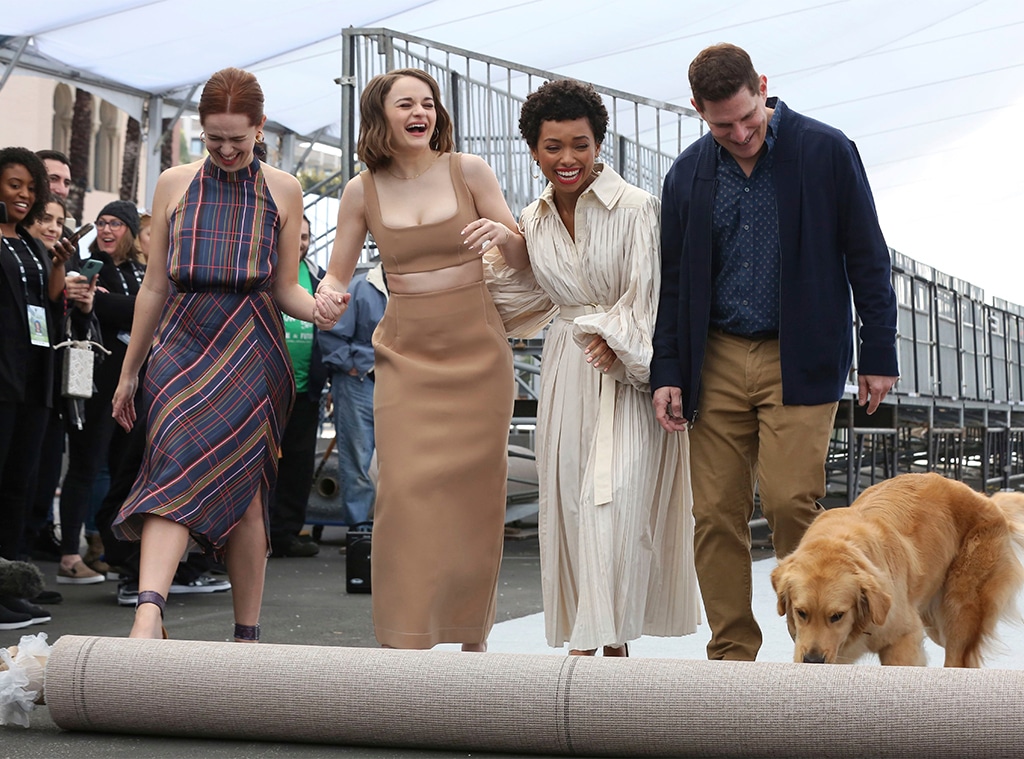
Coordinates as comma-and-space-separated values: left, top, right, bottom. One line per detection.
331, 371, 376, 525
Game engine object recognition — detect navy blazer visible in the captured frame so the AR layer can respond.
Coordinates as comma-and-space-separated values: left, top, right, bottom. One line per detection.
0, 228, 57, 405
652, 99, 898, 421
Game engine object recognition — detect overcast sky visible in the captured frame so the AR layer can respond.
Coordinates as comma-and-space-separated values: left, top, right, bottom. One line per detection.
870, 94, 1023, 305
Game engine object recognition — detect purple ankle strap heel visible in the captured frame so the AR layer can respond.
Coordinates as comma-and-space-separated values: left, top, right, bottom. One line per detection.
136, 590, 168, 639
136, 590, 165, 617
234, 623, 260, 641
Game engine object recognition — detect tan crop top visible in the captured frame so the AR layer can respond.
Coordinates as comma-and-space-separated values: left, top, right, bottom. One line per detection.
361, 153, 480, 275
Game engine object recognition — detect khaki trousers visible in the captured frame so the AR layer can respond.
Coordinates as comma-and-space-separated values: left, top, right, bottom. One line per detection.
689, 331, 837, 660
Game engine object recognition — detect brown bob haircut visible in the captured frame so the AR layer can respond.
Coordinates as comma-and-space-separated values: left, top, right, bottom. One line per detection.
198, 67, 265, 126
688, 43, 761, 111
357, 68, 454, 171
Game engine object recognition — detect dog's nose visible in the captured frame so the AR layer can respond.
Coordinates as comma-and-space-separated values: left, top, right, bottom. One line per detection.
802, 652, 827, 664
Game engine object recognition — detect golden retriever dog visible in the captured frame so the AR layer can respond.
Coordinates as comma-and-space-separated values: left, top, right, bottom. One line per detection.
770, 473, 1024, 666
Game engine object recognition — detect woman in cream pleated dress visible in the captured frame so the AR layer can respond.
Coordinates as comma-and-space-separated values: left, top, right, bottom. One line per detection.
319, 68, 529, 650
486, 78, 700, 655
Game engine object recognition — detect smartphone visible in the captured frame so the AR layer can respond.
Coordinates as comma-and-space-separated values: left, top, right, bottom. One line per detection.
79, 258, 104, 279
67, 222, 94, 247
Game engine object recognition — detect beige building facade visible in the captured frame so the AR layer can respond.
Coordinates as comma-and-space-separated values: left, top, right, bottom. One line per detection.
2, 73, 342, 229
0, 73, 160, 225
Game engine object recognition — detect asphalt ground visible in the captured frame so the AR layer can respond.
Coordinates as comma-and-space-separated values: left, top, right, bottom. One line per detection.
2, 522, 782, 759
1, 527, 560, 759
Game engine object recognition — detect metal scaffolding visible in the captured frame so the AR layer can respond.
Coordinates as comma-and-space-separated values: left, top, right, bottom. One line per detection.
303, 29, 1024, 525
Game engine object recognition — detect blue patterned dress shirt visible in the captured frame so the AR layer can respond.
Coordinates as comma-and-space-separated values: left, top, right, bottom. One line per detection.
709, 102, 785, 338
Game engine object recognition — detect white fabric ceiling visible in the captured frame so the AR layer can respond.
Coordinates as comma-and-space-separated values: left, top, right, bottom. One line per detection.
4, 0, 1023, 302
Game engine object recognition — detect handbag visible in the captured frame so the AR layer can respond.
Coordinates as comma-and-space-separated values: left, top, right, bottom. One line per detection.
53, 314, 110, 399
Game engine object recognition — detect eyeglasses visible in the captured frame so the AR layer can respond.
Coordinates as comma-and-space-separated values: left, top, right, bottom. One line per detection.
94, 219, 125, 230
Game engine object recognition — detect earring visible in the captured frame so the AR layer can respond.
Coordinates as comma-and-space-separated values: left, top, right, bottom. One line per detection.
531, 160, 541, 180
256, 131, 265, 144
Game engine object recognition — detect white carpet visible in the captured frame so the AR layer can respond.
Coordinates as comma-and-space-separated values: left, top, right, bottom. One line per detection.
441, 558, 1024, 668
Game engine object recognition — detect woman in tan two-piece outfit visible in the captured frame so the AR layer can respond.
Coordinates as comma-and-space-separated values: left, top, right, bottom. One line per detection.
320, 68, 529, 650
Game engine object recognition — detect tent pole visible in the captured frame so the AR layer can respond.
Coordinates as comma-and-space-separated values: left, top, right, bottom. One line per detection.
157, 83, 200, 151
142, 83, 199, 208
143, 96, 163, 210
293, 127, 326, 174
0, 37, 30, 95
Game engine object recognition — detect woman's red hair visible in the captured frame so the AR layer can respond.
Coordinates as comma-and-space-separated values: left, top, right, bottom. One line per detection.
198, 67, 265, 126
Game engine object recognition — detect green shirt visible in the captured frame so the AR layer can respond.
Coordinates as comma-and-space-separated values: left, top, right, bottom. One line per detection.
282, 262, 315, 394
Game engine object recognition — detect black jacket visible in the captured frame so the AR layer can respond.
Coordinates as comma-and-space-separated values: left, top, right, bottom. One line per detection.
0, 228, 57, 405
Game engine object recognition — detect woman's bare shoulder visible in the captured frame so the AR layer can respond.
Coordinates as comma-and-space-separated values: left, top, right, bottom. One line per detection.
261, 163, 302, 198
160, 159, 204, 182
154, 160, 204, 216
458, 152, 501, 191
260, 162, 300, 187
457, 152, 492, 175
344, 172, 366, 195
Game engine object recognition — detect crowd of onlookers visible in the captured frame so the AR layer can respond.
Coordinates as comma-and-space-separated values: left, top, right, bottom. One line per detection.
0, 148, 229, 631
0, 146, 382, 633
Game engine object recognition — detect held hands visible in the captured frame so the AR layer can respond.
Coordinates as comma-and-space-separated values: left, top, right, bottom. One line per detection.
313, 283, 350, 329
584, 336, 619, 374
653, 386, 688, 433
112, 374, 139, 432
461, 219, 512, 254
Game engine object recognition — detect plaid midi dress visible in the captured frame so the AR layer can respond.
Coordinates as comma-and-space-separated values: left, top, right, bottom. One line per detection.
113, 157, 294, 557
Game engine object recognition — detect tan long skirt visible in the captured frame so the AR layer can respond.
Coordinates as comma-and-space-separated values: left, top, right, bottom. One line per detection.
371, 280, 514, 648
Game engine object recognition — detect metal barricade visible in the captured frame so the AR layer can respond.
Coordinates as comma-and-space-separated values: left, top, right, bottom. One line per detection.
316, 29, 1024, 503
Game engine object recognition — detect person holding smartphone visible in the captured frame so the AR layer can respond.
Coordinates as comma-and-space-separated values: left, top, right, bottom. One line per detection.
56, 201, 146, 585
19, 153, 82, 609
0, 147, 71, 628
19, 189, 87, 608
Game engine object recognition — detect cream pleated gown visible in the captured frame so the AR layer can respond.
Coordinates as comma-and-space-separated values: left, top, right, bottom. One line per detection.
487, 165, 700, 650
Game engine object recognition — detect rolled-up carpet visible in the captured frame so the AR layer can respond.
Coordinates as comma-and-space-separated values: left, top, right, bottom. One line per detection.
46, 636, 1023, 757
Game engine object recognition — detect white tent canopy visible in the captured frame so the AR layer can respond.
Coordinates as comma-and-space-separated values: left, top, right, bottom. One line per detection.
4, 0, 1023, 302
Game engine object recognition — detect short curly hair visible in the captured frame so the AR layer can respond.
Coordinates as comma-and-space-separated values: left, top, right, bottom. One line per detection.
518, 78, 608, 149
0, 147, 50, 228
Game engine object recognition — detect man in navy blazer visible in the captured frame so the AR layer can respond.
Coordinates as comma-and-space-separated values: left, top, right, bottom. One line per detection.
651, 43, 899, 661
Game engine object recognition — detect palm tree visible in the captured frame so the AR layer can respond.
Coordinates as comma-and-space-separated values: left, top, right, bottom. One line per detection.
161, 118, 175, 173
119, 115, 141, 202
67, 88, 93, 224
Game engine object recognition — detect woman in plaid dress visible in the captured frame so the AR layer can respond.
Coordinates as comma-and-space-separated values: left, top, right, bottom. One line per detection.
111, 68, 347, 641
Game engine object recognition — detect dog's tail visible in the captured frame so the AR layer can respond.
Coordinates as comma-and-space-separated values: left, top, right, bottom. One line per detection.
988, 491, 1024, 636
991, 491, 1024, 540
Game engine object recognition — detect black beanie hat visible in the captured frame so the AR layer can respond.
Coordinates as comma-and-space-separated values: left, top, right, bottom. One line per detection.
96, 200, 140, 238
